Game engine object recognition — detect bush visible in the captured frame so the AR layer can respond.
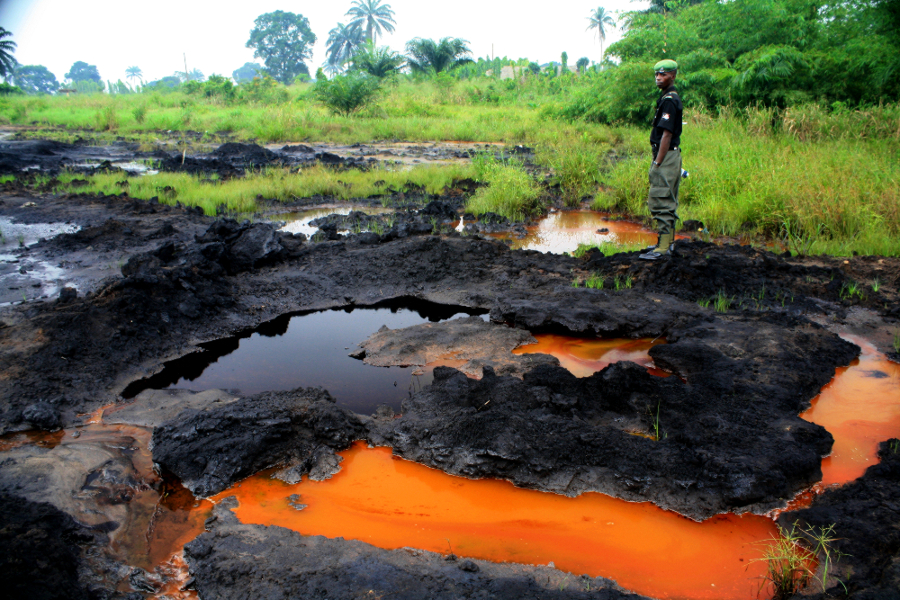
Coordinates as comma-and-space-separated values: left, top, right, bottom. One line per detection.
466, 153, 543, 221
0, 83, 23, 96
313, 72, 382, 116
238, 75, 290, 103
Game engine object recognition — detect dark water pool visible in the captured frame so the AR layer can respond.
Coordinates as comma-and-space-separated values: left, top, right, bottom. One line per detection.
124, 298, 486, 414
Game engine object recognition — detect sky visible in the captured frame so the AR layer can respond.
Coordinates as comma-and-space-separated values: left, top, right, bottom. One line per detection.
0, 0, 647, 84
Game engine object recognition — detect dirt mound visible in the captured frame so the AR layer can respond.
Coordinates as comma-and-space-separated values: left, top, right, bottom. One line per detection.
211, 142, 278, 163
185, 498, 648, 600
584, 241, 900, 318
374, 314, 858, 520
152, 387, 366, 497
780, 439, 900, 599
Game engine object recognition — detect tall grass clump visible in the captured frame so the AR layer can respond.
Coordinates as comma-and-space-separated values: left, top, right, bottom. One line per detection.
593, 107, 900, 256
466, 152, 542, 221
754, 523, 845, 599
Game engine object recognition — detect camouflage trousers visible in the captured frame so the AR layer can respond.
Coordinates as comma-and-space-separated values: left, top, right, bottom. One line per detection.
647, 148, 682, 235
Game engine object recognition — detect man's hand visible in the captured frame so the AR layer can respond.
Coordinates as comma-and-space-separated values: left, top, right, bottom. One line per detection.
656, 130, 672, 166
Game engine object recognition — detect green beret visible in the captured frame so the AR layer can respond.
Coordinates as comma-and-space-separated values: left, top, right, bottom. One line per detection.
654, 59, 678, 72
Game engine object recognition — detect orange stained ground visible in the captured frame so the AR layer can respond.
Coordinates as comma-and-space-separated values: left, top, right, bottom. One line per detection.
800, 335, 900, 487
490, 210, 675, 254
219, 443, 776, 600
513, 334, 669, 378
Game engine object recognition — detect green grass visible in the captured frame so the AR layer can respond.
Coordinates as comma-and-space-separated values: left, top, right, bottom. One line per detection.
466, 153, 542, 221
53, 163, 475, 215
592, 111, 900, 256
1, 80, 899, 256
571, 240, 646, 258
754, 523, 845, 599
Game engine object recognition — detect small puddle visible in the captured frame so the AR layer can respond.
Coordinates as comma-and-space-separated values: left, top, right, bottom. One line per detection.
219, 442, 775, 600
513, 334, 669, 377
124, 299, 486, 415
274, 206, 393, 238
491, 211, 659, 254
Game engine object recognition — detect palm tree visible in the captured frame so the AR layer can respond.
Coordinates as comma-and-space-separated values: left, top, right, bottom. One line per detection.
586, 7, 617, 63
405, 38, 473, 74
325, 22, 365, 74
125, 66, 143, 87
0, 28, 17, 81
346, 0, 396, 46
351, 41, 405, 78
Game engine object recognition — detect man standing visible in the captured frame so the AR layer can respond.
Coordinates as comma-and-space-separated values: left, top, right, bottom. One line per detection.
639, 59, 683, 261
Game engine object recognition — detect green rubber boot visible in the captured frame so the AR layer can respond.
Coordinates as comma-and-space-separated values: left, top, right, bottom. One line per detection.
639, 232, 674, 261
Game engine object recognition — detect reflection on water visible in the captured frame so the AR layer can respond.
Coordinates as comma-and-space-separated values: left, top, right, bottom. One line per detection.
221, 443, 775, 600
127, 300, 485, 415
513, 334, 669, 377
491, 211, 659, 254
275, 206, 392, 237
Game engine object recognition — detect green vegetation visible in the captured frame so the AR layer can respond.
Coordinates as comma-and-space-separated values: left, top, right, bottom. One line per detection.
572, 241, 645, 258
0, 0, 898, 255
313, 72, 382, 116
893, 331, 900, 354
50, 163, 473, 215
713, 289, 733, 313
467, 153, 542, 221
755, 523, 845, 599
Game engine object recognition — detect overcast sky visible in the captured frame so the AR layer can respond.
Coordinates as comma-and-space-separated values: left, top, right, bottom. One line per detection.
0, 0, 647, 83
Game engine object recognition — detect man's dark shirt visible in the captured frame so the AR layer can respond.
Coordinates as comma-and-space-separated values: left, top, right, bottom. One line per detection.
650, 86, 683, 148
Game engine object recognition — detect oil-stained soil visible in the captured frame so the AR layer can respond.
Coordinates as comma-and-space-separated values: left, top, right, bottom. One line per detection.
1, 141, 900, 598
185, 498, 648, 600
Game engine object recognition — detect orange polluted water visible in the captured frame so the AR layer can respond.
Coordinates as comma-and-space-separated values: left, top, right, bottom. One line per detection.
220, 444, 774, 600
800, 335, 900, 487
513, 334, 669, 378
490, 210, 681, 254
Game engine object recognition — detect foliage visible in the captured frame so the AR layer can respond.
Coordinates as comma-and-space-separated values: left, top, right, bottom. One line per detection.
232, 62, 265, 83
246, 11, 316, 84
350, 41, 405, 78
0, 27, 17, 80
65, 61, 101, 83
0, 82, 22, 96
586, 6, 617, 61
754, 523, 845, 599
125, 66, 143, 86
325, 22, 365, 74
313, 72, 382, 116
467, 153, 542, 221
576, 57, 590, 74
11, 65, 58, 95
346, 0, 397, 45
238, 75, 289, 103
145, 76, 182, 91
70, 80, 104, 94
406, 37, 474, 74
184, 74, 235, 101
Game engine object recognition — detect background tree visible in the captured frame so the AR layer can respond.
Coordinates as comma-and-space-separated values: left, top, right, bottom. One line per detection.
176, 68, 205, 82
232, 62, 265, 83
65, 61, 101, 83
324, 22, 365, 74
346, 0, 396, 45
125, 66, 143, 87
246, 11, 316, 84
576, 57, 590, 74
11, 65, 58, 94
587, 6, 617, 63
350, 40, 405, 78
405, 37, 473, 74
0, 27, 17, 81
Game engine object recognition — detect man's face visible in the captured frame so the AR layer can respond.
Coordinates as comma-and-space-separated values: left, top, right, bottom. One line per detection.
655, 71, 675, 89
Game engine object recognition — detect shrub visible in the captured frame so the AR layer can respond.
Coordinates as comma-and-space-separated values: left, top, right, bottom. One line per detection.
313, 72, 382, 116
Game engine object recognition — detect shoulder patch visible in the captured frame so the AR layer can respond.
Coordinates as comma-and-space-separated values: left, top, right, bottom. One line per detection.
662, 113, 670, 120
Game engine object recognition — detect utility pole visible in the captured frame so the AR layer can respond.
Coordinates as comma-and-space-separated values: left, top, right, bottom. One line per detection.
183, 53, 189, 80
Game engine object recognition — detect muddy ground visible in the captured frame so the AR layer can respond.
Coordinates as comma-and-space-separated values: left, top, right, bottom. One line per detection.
1, 140, 899, 599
